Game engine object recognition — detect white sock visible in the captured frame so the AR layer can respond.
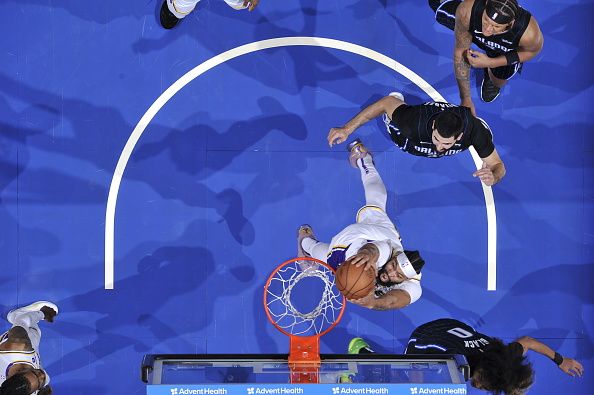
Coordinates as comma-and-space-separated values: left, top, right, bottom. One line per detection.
357, 156, 387, 211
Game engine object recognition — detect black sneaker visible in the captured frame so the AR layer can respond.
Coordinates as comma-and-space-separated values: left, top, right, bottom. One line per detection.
160, 1, 181, 29
480, 68, 501, 103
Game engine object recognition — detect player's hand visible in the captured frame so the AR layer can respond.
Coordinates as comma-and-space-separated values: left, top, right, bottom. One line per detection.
243, 0, 259, 11
460, 97, 476, 117
328, 127, 351, 147
559, 358, 584, 377
467, 49, 494, 69
348, 292, 375, 308
346, 249, 378, 272
473, 162, 495, 186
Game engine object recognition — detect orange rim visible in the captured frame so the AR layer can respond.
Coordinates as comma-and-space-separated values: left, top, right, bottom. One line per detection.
263, 256, 346, 338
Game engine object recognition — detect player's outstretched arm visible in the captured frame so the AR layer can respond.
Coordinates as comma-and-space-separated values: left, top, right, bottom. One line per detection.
350, 289, 411, 310
453, 1, 475, 115
516, 336, 584, 378
473, 149, 506, 186
328, 95, 404, 146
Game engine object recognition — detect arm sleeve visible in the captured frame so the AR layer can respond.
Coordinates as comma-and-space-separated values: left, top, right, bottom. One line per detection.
471, 117, 496, 158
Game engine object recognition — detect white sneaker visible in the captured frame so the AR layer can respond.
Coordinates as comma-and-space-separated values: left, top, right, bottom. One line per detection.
389, 92, 405, 101
297, 225, 319, 271
7, 301, 59, 323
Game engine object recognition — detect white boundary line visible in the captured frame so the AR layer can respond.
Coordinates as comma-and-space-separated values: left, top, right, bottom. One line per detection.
104, 37, 497, 290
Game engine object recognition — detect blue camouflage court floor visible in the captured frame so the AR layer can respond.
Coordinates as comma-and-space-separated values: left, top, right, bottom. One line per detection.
0, 0, 592, 394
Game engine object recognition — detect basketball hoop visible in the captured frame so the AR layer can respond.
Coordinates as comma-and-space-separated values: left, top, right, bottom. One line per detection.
263, 257, 346, 383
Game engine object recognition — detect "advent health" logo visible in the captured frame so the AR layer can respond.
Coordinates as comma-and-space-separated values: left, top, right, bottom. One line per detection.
409, 388, 466, 395
246, 388, 304, 394
331, 388, 389, 394
169, 388, 229, 395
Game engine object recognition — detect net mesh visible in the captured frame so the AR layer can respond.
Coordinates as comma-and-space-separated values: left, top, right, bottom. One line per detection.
265, 260, 344, 336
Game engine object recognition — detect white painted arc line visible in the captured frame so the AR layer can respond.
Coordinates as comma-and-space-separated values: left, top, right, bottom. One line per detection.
105, 36, 496, 290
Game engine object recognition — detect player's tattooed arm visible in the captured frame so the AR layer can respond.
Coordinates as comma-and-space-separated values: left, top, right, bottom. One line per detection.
453, 1, 474, 109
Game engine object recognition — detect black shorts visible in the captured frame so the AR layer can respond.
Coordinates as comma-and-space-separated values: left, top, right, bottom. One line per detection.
488, 61, 522, 80
431, 0, 459, 31
431, 0, 523, 81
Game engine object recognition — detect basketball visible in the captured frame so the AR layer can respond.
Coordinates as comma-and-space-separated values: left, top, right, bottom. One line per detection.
335, 262, 376, 300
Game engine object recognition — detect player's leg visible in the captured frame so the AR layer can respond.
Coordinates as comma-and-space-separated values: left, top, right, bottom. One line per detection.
7, 301, 58, 350
223, 0, 249, 10
298, 225, 329, 262
481, 63, 522, 102
429, 0, 460, 31
160, 0, 201, 29
348, 139, 387, 212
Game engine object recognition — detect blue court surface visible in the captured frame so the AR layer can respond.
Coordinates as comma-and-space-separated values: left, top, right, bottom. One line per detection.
0, 0, 592, 393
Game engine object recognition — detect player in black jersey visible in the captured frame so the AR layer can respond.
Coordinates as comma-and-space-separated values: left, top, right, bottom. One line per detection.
429, 0, 544, 112
328, 92, 506, 186
348, 318, 584, 394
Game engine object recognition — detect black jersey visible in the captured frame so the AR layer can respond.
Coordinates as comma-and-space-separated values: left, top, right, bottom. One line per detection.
469, 0, 532, 57
387, 102, 495, 159
405, 319, 523, 373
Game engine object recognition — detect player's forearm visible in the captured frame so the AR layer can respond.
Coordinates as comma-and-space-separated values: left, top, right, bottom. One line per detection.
454, 53, 472, 100
453, 13, 473, 101
343, 97, 395, 134
367, 291, 410, 311
485, 49, 540, 69
517, 336, 556, 359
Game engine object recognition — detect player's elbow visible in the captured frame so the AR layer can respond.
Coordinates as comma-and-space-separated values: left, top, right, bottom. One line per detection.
388, 292, 412, 310
381, 95, 402, 115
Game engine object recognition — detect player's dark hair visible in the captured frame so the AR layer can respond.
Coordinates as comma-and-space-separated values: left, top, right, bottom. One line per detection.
486, 0, 519, 22
473, 338, 534, 395
434, 110, 463, 138
403, 250, 425, 274
0, 372, 32, 395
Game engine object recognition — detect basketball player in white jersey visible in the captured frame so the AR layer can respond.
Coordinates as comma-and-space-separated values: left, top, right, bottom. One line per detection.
160, 0, 260, 29
0, 301, 58, 395
298, 140, 425, 311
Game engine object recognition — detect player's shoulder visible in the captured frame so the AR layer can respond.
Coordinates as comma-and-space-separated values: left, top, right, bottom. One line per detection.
520, 16, 544, 47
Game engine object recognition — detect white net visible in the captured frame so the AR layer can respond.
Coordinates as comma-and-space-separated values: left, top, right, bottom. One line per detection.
265, 260, 345, 336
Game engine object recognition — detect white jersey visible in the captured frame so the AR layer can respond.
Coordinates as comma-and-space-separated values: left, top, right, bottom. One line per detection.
0, 332, 46, 393
326, 206, 422, 304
